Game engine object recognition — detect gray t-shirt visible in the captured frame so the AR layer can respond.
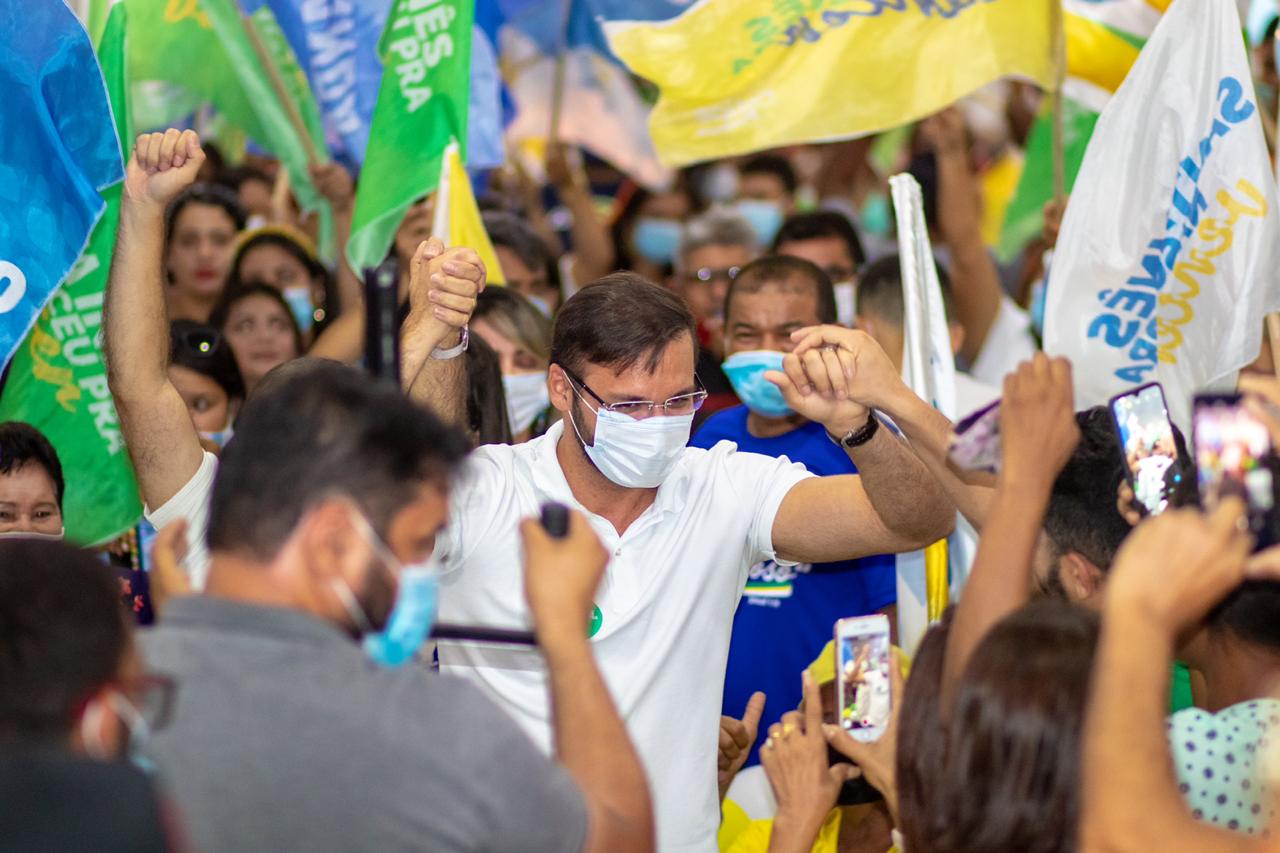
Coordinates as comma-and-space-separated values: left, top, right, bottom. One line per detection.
140, 597, 588, 853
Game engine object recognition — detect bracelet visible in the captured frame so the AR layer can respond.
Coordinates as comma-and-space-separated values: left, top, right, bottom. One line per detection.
430, 326, 469, 360
826, 411, 879, 450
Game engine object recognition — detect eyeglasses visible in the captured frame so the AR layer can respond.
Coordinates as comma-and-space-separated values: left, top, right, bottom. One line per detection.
559, 364, 708, 420
683, 266, 740, 286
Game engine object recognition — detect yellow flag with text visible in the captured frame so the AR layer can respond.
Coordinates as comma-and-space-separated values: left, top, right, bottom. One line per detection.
432, 141, 505, 285
605, 0, 1055, 166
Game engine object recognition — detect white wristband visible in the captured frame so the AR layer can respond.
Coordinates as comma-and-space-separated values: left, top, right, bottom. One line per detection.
430, 325, 469, 360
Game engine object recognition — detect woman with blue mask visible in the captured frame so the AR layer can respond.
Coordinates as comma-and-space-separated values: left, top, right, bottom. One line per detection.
735, 154, 799, 247
228, 227, 336, 343
473, 288, 558, 443
609, 182, 694, 282
168, 320, 245, 452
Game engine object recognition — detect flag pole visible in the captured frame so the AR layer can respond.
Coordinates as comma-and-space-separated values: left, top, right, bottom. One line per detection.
241, 12, 321, 166
1050, 0, 1066, 203
549, 0, 572, 143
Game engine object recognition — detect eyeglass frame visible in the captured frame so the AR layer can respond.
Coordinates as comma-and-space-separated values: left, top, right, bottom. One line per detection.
682, 266, 741, 286
557, 363, 708, 420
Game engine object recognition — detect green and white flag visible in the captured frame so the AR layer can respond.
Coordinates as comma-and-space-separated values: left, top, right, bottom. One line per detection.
0, 3, 141, 545
347, 0, 474, 272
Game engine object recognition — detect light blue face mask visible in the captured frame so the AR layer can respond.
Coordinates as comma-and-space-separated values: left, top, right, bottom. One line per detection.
722, 350, 793, 418
282, 285, 315, 334
363, 565, 439, 668
735, 199, 785, 247
631, 217, 683, 265
859, 193, 892, 238
199, 424, 234, 450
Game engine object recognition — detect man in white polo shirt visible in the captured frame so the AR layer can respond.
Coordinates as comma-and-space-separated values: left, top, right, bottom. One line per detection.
427, 272, 955, 852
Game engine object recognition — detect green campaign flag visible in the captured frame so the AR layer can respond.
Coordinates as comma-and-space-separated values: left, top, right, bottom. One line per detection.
0, 3, 141, 545
348, 0, 474, 272
995, 98, 1100, 263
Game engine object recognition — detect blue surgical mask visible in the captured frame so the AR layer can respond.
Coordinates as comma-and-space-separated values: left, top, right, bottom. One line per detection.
722, 350, 793, 418
282, 285, 315, 334
735, 199, 785, 246
199, 423, 235, 450
363, 565, 439, 668
631, 217, 683, 265
859, 193, 892, 238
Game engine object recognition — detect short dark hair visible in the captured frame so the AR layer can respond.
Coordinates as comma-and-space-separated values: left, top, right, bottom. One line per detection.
897, 607, 955, 853
725, 255, 838, 326
933, 601, 1099, 853
856, 254, 956, 328
164, 183, 246, 247
0, 423, 65, 510
168, 321, 246, 404
208, 282, 306, 360
740, 154, 798, 196
1208, 581, 1280, 652
217, 164, 271, 195
772, 211, 867, 267
206, 361, 470, 560
551, 273, 697, 375
483, 211, 557, 282
0, 540, 128, 740
465, 332, 513, 446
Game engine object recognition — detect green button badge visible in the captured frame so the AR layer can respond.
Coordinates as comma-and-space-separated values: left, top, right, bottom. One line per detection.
588, 604, 603, 638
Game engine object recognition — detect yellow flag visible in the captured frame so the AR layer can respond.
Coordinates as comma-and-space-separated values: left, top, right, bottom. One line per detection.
432, 141, 506, 285
605, 1, 1054, 166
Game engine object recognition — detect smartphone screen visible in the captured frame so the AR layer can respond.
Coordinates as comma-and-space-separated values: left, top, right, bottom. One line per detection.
1111, 383, 1180, 516
835, 615, 892, 741
1193, 395, 1278, 550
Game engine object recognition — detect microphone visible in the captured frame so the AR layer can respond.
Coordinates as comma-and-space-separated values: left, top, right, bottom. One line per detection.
428, 503, 572, 648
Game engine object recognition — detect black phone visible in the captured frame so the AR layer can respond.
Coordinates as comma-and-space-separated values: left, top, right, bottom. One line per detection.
1192, 393, 1280, 551
1109, 383, 1182, 517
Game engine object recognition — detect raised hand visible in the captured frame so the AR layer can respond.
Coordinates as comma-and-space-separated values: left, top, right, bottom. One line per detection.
405, 238, 486, 345
824, 655, 905, 825
718, 691, 766, 801
309, 161, 355, 212
999, 354, 1080, 492
124, 129, 205, 208
520, 510, 609, 648
765, 325, 905, 438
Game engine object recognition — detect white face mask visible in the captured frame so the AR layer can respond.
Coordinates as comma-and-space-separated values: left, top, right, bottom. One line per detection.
503, 372, 550, 436
569, 405, 693, 489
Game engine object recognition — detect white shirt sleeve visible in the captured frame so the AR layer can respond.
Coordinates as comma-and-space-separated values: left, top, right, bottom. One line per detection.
144, 451, 218, 590
722, 449, 815, 568
969, 296, 1039, 387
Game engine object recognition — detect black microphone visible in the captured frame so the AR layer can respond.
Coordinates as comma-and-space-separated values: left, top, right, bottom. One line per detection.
428, 504, 572, 648
363, 258, 400, 385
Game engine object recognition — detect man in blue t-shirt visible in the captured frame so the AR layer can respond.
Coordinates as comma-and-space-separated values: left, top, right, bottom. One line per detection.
690, 255, 897, 775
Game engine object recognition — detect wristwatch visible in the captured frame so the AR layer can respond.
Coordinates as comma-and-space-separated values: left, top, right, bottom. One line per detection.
430, 326, 469, 360
827, 411, 880, 450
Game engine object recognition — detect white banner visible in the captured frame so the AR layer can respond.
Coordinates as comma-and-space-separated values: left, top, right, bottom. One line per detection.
1045, 0, 1280, 431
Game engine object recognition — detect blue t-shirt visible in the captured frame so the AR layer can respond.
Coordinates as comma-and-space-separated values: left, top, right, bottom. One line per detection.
690, 406, 897, 768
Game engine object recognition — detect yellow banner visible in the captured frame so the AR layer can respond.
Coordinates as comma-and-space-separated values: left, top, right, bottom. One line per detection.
1064, 11, 1144, 96
606, 0, 1054, 166
434, 143, 506, 285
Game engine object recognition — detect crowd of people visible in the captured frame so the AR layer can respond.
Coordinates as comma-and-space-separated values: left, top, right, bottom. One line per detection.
4, 71, 1280, 853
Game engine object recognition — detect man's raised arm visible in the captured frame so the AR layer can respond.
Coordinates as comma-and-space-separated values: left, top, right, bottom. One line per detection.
104, 129, 206, 510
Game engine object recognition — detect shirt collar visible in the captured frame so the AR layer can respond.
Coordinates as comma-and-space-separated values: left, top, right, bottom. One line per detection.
528, 420, 693, 519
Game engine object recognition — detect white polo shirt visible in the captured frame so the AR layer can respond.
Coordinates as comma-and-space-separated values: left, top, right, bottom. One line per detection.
435, 421, 814, 853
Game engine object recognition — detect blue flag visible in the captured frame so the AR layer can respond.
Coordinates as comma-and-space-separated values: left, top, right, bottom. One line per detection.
0, 0, 123, 371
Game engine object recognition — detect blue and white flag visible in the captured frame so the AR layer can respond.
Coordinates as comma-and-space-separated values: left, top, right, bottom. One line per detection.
1045, 0, 1280, 431
0, 0, 123, 371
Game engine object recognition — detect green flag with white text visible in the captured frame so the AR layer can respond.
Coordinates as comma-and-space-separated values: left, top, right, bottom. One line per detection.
0, 3, 141, 545
347, 0, 473, 272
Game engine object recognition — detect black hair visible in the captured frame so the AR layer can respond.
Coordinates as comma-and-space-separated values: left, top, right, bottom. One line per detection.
856, 253, 956, 326
933, 601, 1099, 853
609, 181, 694, 273
1208, 581, 1280, 652
0, 540, 128, 740
208, 282, 306, 360
897, 607, 955, 853
740, 154, 798, 196
465, 332, 514, 446
163, 184, 247, 248
772, 210, 867, 267
206, 360, 470, 560
482, 211, 562, 294
551, 272, 697, 376
0, 423, 65, 510
229, 231, 328, 288
168, 321, 246, 404
217, 164, 272, 195
725, 255, 838, 326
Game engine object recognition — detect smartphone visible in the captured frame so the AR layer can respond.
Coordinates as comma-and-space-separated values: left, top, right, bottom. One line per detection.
1193, 394, 1280, 550
948, 399, 1002, 472
1110, 383, 1182, 516
835, 614, 892, 742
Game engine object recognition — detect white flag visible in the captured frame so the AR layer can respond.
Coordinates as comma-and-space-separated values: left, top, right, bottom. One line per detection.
1045, 0, 1280, 431
890, 173, 958, 654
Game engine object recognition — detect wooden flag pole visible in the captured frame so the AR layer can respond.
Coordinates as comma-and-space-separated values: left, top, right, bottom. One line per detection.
548, 0, 573, 143
1050, 0, 1067, 204
241, 12, 321, 166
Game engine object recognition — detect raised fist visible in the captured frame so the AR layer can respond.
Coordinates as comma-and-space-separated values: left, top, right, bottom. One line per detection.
124, 128, 205, 208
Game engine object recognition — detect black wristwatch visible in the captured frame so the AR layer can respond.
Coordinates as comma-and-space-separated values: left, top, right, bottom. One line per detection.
827, 411, 880, 450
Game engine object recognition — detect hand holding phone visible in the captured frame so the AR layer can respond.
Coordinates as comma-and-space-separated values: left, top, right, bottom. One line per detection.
1193, 394, 1280, 550
835, 615, 892, 742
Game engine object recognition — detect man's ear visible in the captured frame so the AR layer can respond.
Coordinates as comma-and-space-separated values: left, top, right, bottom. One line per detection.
547, 364, 574, 415
294, 500, 365, 585
1061, 551, 1107, 604
949, 321, 966, 358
